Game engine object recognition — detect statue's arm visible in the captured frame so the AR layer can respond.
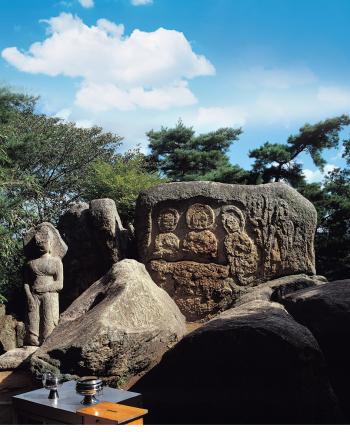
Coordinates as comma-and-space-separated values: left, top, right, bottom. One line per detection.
23, 265, 35, 305
53, 258, 64, 292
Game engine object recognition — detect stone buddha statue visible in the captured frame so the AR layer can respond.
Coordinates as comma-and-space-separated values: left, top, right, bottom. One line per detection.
23, 222, 67, 346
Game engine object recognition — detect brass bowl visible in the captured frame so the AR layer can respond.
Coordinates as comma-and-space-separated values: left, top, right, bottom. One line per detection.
76, 376, 103, 405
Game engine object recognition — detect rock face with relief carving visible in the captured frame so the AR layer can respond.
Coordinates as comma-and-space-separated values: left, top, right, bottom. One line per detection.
135, 181, 317, 321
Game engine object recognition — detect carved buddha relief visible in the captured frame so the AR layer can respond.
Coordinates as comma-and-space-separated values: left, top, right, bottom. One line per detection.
154, 208, 180, 258
183, 203, 218, 258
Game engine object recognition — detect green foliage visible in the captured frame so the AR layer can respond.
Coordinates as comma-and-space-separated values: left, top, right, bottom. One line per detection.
0, 86, 36, 123
81, 148, 164, 223
249, 115, 350, 185
0, 87, 39, 305
315, 168, 350, 280
2, 111, 122, 223
288, 115, 350, 167
147, 119, 242, 181
0, 85, 123, 306
199, 163, 250, 184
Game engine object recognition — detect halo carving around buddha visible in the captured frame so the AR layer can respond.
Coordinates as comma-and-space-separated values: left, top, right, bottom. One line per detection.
186, 203, 215, 230
157, 208, 180, 232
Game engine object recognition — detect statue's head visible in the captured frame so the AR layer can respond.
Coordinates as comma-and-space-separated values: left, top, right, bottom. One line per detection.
34, 225, 52, 255
23, 222, 68, 259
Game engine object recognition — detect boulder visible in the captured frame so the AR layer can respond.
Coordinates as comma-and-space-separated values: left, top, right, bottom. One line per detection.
135, 181, 317, 320
131, 300, 340, 424
236, 273, 327, 306
0, 315, 17, 354
0, 309, 26, 352
0, 347, 37, 370
30, 259, 186, 385
58, 199, 128, 309
280, 279, 350, 419
89, 198, 127, 264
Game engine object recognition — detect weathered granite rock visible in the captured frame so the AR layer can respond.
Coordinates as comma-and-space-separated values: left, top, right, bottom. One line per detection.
132, 300, 340, 424
89, 198, 126, 264
0, 315, 17, 354
23, 222, 67, 346
235, 273, 327, 306
57, 202, 92, 308
135, 181, 317, 320
0, 306, 25, 353
58, 199, 127, 310
0, 347, 37, 370
30, 259, 186, 385
280, 279, 350, 420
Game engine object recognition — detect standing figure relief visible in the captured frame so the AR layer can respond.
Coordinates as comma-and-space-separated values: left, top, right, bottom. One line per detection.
248, 196, 296, 275
222, 205, 258, 285
23, 222, 67, 346
275, 200, 295, 262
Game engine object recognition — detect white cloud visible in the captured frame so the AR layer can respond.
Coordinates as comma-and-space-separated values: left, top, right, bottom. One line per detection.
78, 0, 94, 8
131, 0, 153, 5
2, 13, 214, 111
303, 163, 337, 183
58, 1, 73, 7
55, 107, 72, 120
190, 81, 350, 131
54, 107, 93, 128
75, 118, 93, 128
246, 86, 350, 126
238, 66, 317, 90
317, 86, 350, 109
194, 106, 246, 129
75, 80, 197, 111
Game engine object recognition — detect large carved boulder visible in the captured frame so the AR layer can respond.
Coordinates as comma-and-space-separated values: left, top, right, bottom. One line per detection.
30, 259, 186, 385
132, 300, 340, 424
58, 198, 128, 309
135, 181, 317, 320
280, 279, 350, 420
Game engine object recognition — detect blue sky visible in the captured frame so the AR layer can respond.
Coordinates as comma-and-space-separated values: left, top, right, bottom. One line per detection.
1, 0, 350, 181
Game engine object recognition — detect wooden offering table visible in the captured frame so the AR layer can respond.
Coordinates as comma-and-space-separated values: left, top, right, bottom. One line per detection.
78, 401, 148, 425
12, 380, 142, 425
